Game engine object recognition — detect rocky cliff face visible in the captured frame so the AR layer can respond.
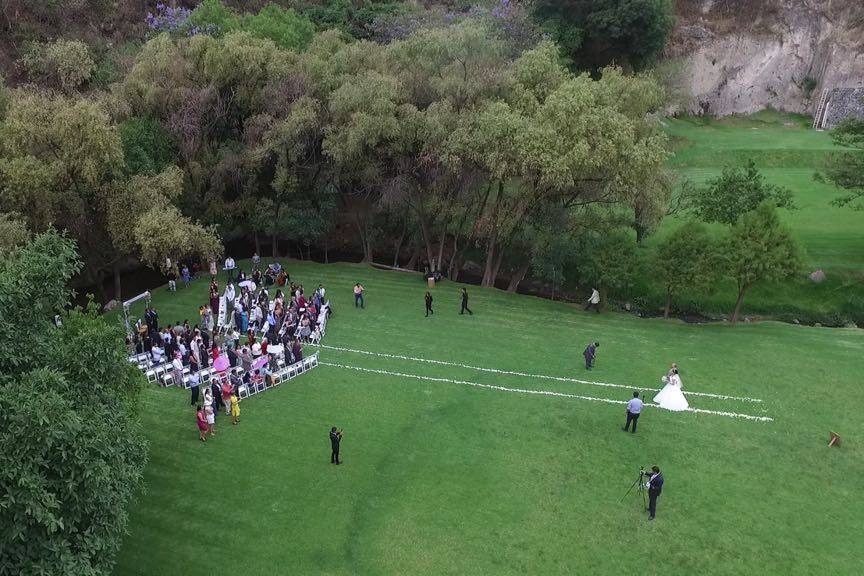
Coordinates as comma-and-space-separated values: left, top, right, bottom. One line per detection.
668, 0, 864, 116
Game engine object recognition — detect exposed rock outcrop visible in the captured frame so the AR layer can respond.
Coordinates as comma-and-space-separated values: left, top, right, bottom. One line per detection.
668, 0, 864, 116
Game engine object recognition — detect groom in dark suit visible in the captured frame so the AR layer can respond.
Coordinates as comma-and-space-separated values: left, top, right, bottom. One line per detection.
646, 466, 664, 520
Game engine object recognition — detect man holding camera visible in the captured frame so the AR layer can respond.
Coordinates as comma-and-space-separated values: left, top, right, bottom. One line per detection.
330, 426, 343, 465
645, 466, 664, 520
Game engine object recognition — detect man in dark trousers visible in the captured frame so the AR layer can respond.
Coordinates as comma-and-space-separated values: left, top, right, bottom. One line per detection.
645, 466, 664, 520
623, 391, 643, 433
460, 288, 473, 315
425, 291, 434, 317
583, 341, 599, 370
330, 427, 343, 465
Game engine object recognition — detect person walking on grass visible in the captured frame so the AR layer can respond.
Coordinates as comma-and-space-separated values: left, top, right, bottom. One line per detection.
354, 283, 365, 309
585, 288, 600, 312
230, 393, 241, 425
583, 341, 599, 370
196, 406, 208, 442
425, 291, 434, 317
623, 391, 643, 433
460, 288, 473, 315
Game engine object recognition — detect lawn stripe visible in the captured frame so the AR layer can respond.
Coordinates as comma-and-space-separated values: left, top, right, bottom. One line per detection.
319, 361, 774, 423
318, 344, 764, 403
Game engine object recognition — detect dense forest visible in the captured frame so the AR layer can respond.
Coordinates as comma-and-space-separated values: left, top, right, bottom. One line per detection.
0, 1, 681, 301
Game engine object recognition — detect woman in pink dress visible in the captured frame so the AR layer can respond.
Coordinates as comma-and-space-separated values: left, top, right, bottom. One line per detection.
196, 406, 208, 442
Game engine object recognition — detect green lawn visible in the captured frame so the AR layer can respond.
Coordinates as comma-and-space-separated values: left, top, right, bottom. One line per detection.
114, 260, 863, 575
641, 111, 864, 323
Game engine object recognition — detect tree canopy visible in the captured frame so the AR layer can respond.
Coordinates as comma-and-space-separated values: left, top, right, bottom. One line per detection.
0, 231, 147, 575
533, 0, 676, 71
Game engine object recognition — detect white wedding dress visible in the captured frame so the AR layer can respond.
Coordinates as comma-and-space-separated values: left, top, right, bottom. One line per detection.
653, 373, 689, 411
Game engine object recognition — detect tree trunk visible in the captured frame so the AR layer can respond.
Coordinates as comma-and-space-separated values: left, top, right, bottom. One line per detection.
664, 290, 672, 318
324, 239, 329, 264
731, 286, 747, 326
418, 212, 435, 268
405, 245, 421, 271
506, 258, 531, 293
272, 235, 279, 258
481, 239, 496, 287
491, 246, 505, 288
113, 261, 122, 302
352, 210, 367, 262
254, 232, 261, 256
481, 182, 505, 287
393, 228, 406, 267
436, 230, 446, 272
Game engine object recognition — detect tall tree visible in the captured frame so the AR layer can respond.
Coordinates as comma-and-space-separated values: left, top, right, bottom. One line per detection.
0, 231, 147, 576
693, 159, 795, 225
533, 0, 675, 71
823, 117, 864, 208
653, 221, 722, 318
725, 203, 802, 325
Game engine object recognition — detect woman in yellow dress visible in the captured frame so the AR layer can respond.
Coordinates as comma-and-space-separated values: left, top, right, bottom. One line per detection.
230, 393, 241, 425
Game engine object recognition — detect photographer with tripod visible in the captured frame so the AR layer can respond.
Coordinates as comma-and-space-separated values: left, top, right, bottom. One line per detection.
645, 466, 664, 520
621, 465, 664, 520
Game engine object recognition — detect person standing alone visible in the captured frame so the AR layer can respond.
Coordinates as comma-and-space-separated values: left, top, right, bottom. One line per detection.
425, 291, 434, 317
645, 466, 664, 520
583, 341, 599, 370
460, 288, 473, 315
330, 427, 343, 465
623, 391, 643, 433
354, 283, 365, 309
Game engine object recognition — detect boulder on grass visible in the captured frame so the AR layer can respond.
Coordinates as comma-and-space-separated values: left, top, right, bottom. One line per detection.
809, 269, 827, 283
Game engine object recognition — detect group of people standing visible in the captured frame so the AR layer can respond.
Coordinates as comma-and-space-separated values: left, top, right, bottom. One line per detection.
133, 257, 334, 444
579, 342, 682, 520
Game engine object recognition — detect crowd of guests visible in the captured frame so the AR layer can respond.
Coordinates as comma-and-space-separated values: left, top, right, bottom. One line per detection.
128, 257, 331, 442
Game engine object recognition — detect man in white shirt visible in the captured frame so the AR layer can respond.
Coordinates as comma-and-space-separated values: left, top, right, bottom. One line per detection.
585, 288, 601, 313
623, 391, 643, 433
224, 256, 236, 283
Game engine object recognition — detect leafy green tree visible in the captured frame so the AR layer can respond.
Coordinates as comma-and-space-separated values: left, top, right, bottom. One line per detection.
533, 0, 675, 71
18, 39, 95, 93
577, 229, 642, 305
823, 117, 864, 208
694, 159, 795, 225
725, 203, 802, 325
0, 88, 123, 294
0, 230, 147, 576
0, 212, 30, 253
653, 221, 722, 317
119, 116, 177, 176
190, 0, 316, 51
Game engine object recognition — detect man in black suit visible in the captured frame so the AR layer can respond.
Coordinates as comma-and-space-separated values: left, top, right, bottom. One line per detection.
330, 427, 343, 465
460, 288, 473, 315
645, 466, 664, 520
583, 342, 599, 370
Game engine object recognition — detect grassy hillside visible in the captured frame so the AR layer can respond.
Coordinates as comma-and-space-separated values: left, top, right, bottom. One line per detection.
114, 260, 863, 575
643, 111, 864, 324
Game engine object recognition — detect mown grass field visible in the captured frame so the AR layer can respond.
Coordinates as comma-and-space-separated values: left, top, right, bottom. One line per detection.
114, 260, 863, 576
642, 111, 864, 323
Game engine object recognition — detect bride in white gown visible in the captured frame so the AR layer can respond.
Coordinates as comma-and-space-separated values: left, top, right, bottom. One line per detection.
653, 368, 689, 411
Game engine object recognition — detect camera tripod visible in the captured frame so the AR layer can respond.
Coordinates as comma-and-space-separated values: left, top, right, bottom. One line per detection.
619, 469, 647, 508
